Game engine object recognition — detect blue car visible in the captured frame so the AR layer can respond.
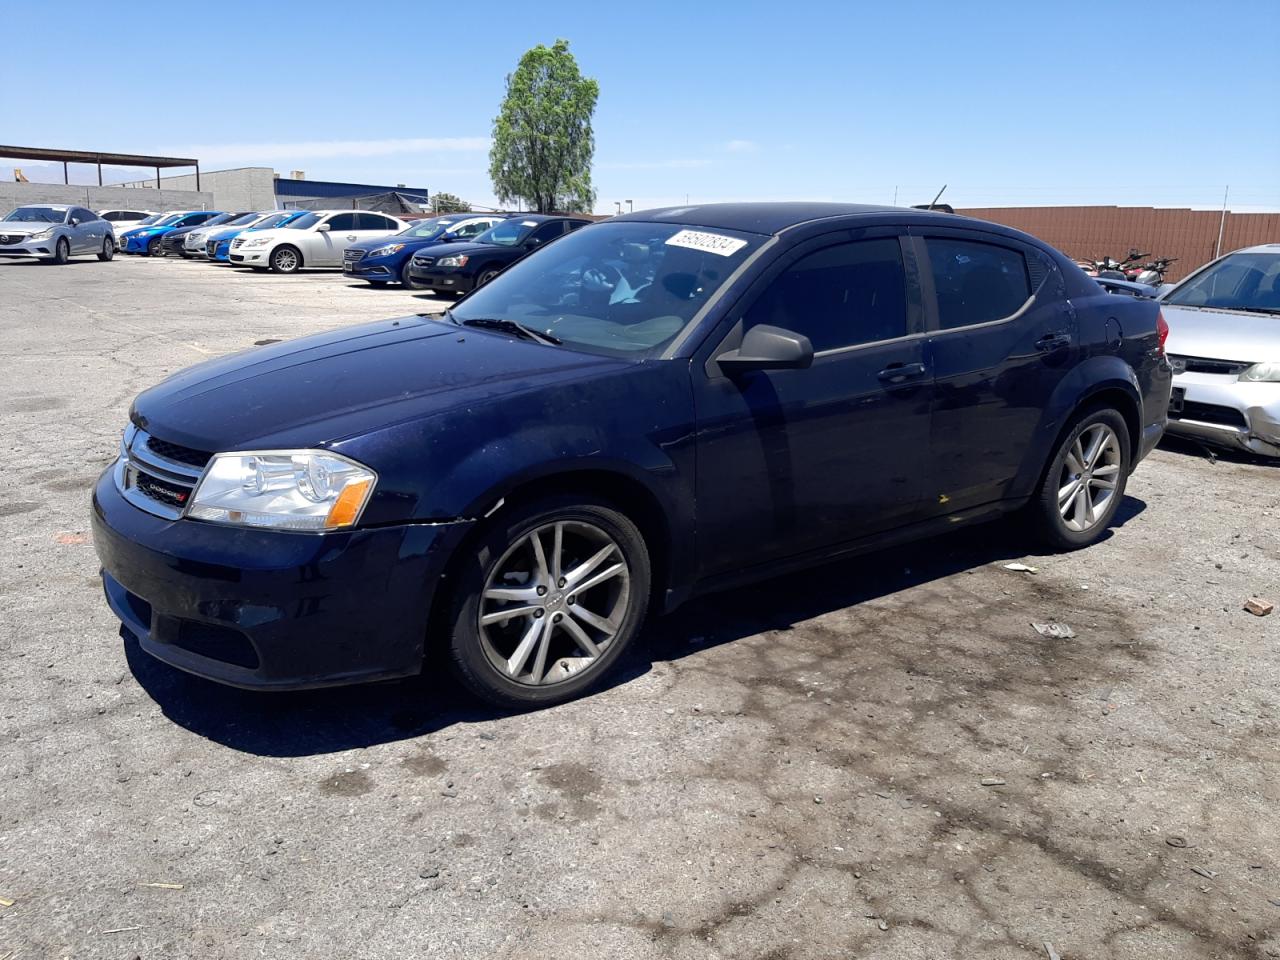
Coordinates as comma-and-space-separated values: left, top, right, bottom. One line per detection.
119, 211, 224, 256
205, 211, 306, 262
341, 213, 510, 286
92, 203, 1170, 707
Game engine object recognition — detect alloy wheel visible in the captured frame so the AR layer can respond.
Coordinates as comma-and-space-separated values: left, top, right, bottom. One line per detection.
478, 520, 631, 687
1057, 423, 1121, 532
273, 248, 299, 272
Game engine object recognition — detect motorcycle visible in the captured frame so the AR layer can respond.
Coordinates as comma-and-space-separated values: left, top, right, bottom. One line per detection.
1134, 256, 1177, 286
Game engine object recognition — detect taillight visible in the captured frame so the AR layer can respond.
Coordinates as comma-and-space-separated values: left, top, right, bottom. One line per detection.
1156, 309, 1169, 355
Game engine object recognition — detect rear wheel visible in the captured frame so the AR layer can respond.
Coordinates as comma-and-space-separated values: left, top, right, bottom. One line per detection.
270, 245, 302, 273
97, 236, 114, 261
445, 496, 650, 708
1032, 408, 1130, 550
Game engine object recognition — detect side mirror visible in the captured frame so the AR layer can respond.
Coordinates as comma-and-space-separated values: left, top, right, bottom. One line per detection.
718, 325, 814, 374
316, 223, 331, 233
524, 237, 543, 249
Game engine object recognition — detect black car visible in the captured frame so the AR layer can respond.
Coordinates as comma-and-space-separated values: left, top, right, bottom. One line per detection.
92, 203, 1171, 708
157, 212, 253, 257
407, 213, 592, 295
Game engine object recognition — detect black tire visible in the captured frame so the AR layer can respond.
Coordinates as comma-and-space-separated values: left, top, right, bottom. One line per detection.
476, 266, 501, 287
401, 260, 425, 289
269, 245, 302, 273
97, 236, 114, 262
146, 236, 162, 257
49, 238, 70, 265
444, 495, 651, 708
1031, 407, 1131, 550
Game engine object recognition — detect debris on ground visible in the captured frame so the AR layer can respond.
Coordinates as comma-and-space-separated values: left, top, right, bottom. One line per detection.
138, 882, 184, 890
0, 895, 13, 907
1166, 836, 1189, 848
980, 777, 1007, 786
1191, 867, 1217, 880
1044, 942, 1062, 960
1002, 563, 1039, 574
102, 925, 144, 935
1031, 622, 1076, 639
1244, 597, 1274, 617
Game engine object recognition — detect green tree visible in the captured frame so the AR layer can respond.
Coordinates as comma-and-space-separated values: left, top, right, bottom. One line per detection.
489, 39, 598, 213
430, 192, 470, 213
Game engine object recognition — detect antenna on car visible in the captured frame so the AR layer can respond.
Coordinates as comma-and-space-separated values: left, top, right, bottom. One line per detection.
910, 184, 954, 214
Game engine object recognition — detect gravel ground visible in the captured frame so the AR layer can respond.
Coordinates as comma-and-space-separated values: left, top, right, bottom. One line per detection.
1, 254, 1278, 960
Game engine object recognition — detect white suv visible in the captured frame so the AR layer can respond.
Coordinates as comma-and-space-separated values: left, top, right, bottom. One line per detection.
228, 210, 408, 272
98, 209, 159, 236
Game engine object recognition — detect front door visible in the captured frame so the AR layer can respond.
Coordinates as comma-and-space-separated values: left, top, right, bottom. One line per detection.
314, 212, 359, 266
692, 230, 934, 579
911, 228, 1079, 514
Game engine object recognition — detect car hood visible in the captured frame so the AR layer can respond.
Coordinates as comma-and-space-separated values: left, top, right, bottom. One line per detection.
0, 222, 53, 235
1161, 304, 1278, 363
349, 234, 452, 253
131, 314, 625, 453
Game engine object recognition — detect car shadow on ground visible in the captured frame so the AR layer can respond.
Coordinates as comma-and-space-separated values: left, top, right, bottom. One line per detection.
125, 496, 1147, 758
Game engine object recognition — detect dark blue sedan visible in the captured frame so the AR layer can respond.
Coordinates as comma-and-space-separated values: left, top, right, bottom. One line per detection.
92, 203, 1171, 707
342, 213, 511, 286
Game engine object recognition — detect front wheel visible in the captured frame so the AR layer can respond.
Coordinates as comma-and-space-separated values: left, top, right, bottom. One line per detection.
445, 497, 651, 708
401, 261, 424, 289
49, 238, 70, 265
1032, 408, 1130, 550
146, 236, 162, 257
269, 245, 301, 273
476, 267, 501, 287
97, 237, 115, 261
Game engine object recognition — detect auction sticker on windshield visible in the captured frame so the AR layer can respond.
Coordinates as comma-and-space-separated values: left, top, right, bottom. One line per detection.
665, 229, 748, 257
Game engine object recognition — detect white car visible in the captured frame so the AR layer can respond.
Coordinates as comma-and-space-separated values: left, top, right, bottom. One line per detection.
227, 210, 409, 272
98, 209, 159, 236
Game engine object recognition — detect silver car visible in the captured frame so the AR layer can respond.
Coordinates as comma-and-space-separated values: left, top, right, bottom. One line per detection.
0, 204, 115, 264
1160, 243, 1280, 457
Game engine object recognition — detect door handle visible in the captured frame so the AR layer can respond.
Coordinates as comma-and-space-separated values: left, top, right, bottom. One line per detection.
346, 235, 357, 241
1035, 332, 1071, 353
877, 361, 927, 383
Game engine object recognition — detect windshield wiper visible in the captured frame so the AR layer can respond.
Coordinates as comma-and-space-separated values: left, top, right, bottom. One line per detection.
460, 317, 562, 345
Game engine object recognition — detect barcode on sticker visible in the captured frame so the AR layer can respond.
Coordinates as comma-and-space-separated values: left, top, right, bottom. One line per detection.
664, 229, 748, 257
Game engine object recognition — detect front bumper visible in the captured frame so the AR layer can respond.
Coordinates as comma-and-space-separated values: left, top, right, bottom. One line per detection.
407, 266, 473, 292
1166, 372, 1280, 457
0, 243, 52, 258
119, 234, 155, 254
91, 469, 473, 690
229, 244, 270, 265
343, 256, 398, 281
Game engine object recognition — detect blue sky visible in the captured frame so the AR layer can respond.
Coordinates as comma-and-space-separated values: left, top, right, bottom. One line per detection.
3, 0, 1278, 213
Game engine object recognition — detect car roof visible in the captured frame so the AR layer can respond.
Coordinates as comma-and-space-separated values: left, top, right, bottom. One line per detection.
613, 201, 989, 237
1231, 243, 1280, 256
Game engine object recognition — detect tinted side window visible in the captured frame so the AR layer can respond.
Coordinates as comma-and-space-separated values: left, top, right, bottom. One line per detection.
355, 212, 395, 230
530, 221, 565, 243
327, 213, 359, 231
566, 220, 589, 232
744, 238, 908, 352
102, 211, 123, 221
926, 238, 1030, 330
456, 220, 490, 237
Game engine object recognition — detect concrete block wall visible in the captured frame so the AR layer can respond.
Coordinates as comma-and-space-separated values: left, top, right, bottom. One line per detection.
117, 167, 278, 212
0, 182, 214, 212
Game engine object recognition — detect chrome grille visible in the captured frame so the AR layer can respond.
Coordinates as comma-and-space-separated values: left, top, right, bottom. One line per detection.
115, 426, 209, 520
344, 249, 366, 263
411, 255, 434, 268
0, 234, 25, 245
1168, 355, 1250, 376
231, 237, 246, 249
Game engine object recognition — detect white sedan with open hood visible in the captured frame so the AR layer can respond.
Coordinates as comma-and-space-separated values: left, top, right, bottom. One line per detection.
227, 209, 408, 272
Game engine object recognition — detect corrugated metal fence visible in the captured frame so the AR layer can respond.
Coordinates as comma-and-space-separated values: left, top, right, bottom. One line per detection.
955, 206, 1280, 281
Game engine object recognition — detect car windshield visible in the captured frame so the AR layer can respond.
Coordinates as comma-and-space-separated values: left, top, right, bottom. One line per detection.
225, 213, 262, 226
285, 213, 323, 230
251, 212, 296, 230
4, 206, 66, 224
399, 217, 452, 239
153, 214, 182, 226
136, 214, 162, 226
449, 221, 766, 358
474, 219, 540, 247
1165, 252, 1280, 314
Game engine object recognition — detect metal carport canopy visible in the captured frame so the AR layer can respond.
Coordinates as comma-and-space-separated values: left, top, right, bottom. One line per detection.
0, 144, 201, 189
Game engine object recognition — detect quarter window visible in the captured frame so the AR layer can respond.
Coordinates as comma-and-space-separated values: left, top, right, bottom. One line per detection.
327, 213, 359, 231
926, 238, 1030, 330
355, 212, 395, 230
744, 238, 909, 352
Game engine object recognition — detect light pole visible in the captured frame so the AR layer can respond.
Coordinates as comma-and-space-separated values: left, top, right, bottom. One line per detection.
614, 201, 622, 215
626, 200, 633, 213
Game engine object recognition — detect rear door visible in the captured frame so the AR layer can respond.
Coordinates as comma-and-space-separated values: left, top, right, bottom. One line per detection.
910, 227, 1078, 515
692, 228, 934, 576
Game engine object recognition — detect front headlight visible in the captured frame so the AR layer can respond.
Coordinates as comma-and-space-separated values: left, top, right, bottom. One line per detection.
367, 243, 405, 258
1240, 362, 1280, 383
30, 228, 55, 241
242, 236, 270, 248
436, 254, 469, 268
187, 450, 377, 531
